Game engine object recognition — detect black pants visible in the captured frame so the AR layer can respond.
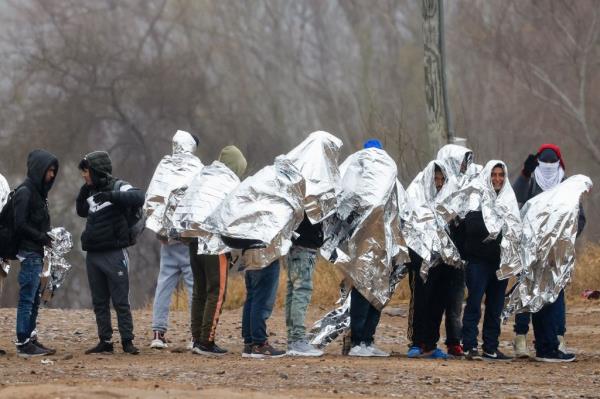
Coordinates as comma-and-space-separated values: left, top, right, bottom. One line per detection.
531, 290, 565, 356
189, 242, 229, 344
86, 249, 134, 342
407, 251, 465, 350
350, 288, 381, 346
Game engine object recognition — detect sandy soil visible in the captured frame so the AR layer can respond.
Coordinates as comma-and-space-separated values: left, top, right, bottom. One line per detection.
0, 303, 599, 398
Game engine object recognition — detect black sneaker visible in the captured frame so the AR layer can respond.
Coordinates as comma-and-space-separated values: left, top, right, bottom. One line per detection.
122, 340, 140, 355
17, 341, 50, 358
192, 342, 227, 357
242, 343, 252, 358
465, 348, 483, 361
534, 350, 576, 363
0, 348, 6, 356
250, 341, 286, 359
31, 338, 56, 355
483, 349, 513, 361
85, 340, 114, 355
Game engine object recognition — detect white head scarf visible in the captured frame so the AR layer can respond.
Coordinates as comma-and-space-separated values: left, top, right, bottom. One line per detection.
534, 161, 565, 191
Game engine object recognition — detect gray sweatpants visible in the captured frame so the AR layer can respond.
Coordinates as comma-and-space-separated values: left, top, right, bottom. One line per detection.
86, 249, 134, 342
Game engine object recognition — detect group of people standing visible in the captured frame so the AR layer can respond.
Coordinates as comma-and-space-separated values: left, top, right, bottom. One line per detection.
2, 132, 584, 365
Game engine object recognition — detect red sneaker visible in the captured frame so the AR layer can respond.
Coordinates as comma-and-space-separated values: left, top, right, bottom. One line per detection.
447, 344, 464, 357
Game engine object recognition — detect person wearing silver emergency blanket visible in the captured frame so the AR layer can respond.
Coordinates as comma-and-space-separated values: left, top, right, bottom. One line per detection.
146, 130, 202, 350
322, 139, 404, 357
500, 175, 590, 363
184, 145, 247, 357
404, 160, 462, 360
283, 131, 342, 357
510, 144, 585, 361
205, 156, 305, 358
436, 144, 481, 188
438, 160, 520, 361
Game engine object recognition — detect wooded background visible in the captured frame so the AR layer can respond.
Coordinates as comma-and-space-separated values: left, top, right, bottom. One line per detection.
0, 0, 598, 308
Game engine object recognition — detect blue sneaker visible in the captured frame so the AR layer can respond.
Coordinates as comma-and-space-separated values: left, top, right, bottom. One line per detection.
407, 346, 422, 358
425, 347, 448, 360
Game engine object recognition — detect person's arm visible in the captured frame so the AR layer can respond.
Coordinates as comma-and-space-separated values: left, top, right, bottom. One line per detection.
76, 184, 90, 218
14, 186, 50, 245
513, 154, 538, 206
111, 187, 145, 208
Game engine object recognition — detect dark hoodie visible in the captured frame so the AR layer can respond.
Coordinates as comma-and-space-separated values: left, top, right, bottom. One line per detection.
14, 149, 59, 256
76, 151, 144, 251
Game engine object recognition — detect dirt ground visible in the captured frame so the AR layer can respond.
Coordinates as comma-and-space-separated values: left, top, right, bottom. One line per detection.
0, 302, 599, 399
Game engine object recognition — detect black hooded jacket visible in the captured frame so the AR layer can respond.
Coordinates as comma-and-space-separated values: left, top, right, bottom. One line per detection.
76, 151, 144, 252
14, 149, 59, 256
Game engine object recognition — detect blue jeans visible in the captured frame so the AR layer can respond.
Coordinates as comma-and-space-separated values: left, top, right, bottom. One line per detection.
514, 290, 566, 336
531, 290, 566, 355
242, 260, 280, 345
151, 242, 194, 333
16, 253, 43, 343
462, 259, 508, 353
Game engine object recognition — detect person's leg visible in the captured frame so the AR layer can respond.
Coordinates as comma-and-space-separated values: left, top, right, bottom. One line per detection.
532, 301, 561, 356
86, 252, 113, 342
190, 242, 208, 343
350, 287, 370, 346
444, 265, 464, 347
242, 270, 255, 346
200, 254, 228, 344
250, 260, 281, 345
364, 301, 382, 346
481, 268, 508, 354
151, 244, 182, 334
16, 255, 43, 343
286, 247, 317, 344
514, 312, 531, 335
422, 265, 446, 352
103, 249, 135, 344
407, 260, 428, 348
555, 290, 566, 336
461, 261, 487, 352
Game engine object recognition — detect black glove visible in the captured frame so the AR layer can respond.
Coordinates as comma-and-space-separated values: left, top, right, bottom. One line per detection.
523, 154, 538, 178
93, 191, 113, 204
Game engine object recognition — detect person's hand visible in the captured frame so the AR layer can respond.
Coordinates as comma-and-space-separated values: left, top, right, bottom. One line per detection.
93, 191, 112, 204
523, 154, 538, 178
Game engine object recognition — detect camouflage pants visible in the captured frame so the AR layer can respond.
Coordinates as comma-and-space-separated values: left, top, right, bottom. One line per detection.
285, 246, 317, 343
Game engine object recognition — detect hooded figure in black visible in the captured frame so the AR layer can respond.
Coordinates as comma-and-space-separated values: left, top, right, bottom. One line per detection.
14, 149, 59, 357
76, 151, 144, 355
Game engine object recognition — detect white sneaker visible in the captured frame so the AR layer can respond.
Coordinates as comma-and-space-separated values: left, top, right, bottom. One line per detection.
367, 344, 389, 357
513, 334, 529, 358
558, 335, 567, 353
287, 340, 324, 357
348, 342, 372, 357
150, 331, 168, 349
187, 338, 194, 351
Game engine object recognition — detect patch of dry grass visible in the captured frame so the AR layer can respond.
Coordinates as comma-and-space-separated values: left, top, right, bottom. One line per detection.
567, 241, 600, 303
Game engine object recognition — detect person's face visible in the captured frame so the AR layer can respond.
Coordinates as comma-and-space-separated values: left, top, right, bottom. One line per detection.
45, 165, 57, 183
81, 168, 93, 186
434, 170, 445, 192
491, 166, 505, 192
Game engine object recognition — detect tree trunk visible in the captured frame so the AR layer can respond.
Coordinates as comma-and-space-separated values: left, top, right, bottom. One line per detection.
421, 0, 451, 153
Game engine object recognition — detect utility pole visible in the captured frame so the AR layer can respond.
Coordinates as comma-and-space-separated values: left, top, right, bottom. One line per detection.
422, 0, 455, 150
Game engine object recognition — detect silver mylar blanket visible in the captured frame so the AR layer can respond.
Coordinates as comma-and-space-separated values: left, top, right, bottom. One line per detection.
285, 130, 343, 224
320, 148, 407, 310
403, 160, 463, 280
0, 172, 10, 276
436, 144, 481, 188
438, 160, 523, 280
205, 156, 305, 269
40, 227, 73, 303
166, 161, 240, 254
500, 175, 592, 319
144, 130, 204, 236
